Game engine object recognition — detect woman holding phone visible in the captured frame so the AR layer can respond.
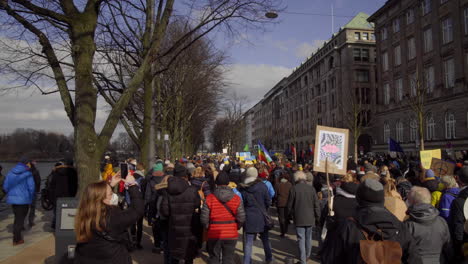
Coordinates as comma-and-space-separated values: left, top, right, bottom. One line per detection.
74, 171, 144, 264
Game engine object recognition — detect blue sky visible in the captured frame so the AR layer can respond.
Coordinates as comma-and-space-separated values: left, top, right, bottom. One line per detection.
0, 0, 386, 134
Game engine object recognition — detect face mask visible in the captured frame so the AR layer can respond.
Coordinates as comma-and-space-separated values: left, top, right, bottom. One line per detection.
110, 193, 119, 206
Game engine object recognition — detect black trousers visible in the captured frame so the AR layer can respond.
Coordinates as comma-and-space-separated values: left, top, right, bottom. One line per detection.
12, 204, 29, 242
28, 193, 37, 225
277, 207, 289, 235
130, 216, 144, 245
206, 239, 237, 264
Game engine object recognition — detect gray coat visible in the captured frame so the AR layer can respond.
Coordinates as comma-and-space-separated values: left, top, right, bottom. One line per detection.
287, 180, 321, 227
405, 203, 453, 264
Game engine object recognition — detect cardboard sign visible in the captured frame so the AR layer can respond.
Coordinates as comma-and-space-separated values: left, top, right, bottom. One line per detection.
420, 149, 441, 169
430, 158, 455, 177
313, 125, 349, 175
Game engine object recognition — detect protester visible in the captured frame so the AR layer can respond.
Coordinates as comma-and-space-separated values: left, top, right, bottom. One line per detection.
258, 164, 275, 199
321, 179, 421, 263
160, 164, 201, 264
439, 175, 460, 221
382, 177, 407, 221
27, 160, 41, 227
405, 186, 453, 263
287, 171, 321, 264
127, 165, 146, 250
275, 171, 292, 237
396, 176, 412, 201
239, 167, 274, 264
3, 157, 35, 245
145, 160, 165, 253
448, 166, 468, 261
47, 159, 78, 229
190, 166, 211, 198
74, 172, 144, 264
200, 171, 245, 263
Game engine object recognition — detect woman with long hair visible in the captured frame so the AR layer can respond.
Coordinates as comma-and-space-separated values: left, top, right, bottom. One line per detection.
74, 172, 144, 264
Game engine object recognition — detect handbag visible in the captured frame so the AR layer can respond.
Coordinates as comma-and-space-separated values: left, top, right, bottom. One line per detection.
247, 192, 274, 230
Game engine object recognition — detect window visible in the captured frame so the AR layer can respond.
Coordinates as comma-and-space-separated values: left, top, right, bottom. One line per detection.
382, 52, 389, 71
371, 33, 376, 41
396, 121, 404, 142
396, 78, 403, 101
409, 72, 417, 96
354, 48, 369, 62
444, 58, 455, 88
381, 27, 388, 40
406, 9, 414, 24
441, 17, 453, 44
384, 122, 390, 142
422, 0, 431, 15
363, 32, 369, 40
394, 45, 401, 66
445, 112, 456, 139
355, 70, 370, 82
355, 32, 361, 40
362, 49, 370, 62
423, 27, 433, 52
426, 114, 435, 140
353, 48, 361, 61
410, 119, 418, 142
424, 66, 435, 93
408, 37, 416, 60
384, 83, 390, 104
393, 18, 400, 33
465, 8, 468, 35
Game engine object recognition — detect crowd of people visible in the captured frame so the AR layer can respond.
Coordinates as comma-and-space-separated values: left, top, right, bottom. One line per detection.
2, 152, 468, 264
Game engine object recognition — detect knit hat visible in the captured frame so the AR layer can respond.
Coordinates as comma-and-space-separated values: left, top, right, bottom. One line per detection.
215, 171, 230, 185
356, 179, 385, 206
166, 163, 175, 169
245, 167, 258, 179
174, 164, 187, 177
259, 171, 268, 179
153, 163, 164, 172
186, 162, 196, 175
425, 169, 435, 179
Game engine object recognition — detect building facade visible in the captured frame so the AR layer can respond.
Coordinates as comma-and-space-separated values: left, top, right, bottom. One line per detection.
245, 13, 378, 154
368, 0, 468, 155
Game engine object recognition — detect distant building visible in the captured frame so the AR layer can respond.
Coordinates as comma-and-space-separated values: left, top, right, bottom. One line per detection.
368, 0, 468, 155
244, 13, 377, 155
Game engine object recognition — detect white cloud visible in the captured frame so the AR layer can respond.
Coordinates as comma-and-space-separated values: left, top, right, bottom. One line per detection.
295, 40, 326, 59
224, 64, 292, 107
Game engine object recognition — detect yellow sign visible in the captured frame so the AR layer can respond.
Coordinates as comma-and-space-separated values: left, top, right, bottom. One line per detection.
420, 149, 441, 169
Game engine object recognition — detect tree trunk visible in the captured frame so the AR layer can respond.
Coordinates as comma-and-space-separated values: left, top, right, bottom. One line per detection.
139, 71, 153, 168
418, 111, 425, 151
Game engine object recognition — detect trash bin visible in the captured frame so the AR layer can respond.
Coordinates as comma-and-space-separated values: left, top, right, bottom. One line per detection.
55, 197, 78, 264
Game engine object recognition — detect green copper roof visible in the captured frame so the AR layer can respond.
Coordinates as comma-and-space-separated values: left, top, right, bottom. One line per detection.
343, 12, 374, 29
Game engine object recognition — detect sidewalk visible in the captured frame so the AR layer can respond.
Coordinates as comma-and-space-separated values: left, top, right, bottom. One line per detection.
0, 202, 320, 264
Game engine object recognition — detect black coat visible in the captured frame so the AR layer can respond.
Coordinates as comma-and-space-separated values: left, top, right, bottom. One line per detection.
30, 165, 41, 193
448, 187, 468, 259
160, 176, 201, 261
238, 179, 271, 233
287, 181, 321, 227
48, 165, 78, 202
75, 185, 144, 264
321, 183, 359, 230
321, 205, 422, 264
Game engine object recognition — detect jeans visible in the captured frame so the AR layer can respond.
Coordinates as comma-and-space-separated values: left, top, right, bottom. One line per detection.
243, 232, 272, 264
12, 204, 29, 242
207, 239, 237, 264
28, 193, 37, 225
277, 207, 289, 235
296, 226, 313, 264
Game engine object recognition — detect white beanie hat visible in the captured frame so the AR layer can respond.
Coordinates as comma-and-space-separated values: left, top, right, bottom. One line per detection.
246, 167, 258, 179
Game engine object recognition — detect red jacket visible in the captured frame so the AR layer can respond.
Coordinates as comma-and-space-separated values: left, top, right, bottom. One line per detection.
205, 193, 241, 240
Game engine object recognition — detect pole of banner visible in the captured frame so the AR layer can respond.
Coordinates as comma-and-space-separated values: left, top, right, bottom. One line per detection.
325, 157, 334, 217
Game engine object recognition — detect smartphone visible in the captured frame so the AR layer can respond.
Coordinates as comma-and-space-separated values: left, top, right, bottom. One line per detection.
120, 163, 128, 179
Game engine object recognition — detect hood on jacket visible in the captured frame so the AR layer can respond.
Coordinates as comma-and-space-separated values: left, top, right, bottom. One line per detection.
213, 186, 235, 203
355, 206, 401, 239
239, 178, 263, 192
445, 187, 460, 196
407, 203, 439, 223
11, 163, 29, 175
340, 182, 359, 195
167, 176, 189, 195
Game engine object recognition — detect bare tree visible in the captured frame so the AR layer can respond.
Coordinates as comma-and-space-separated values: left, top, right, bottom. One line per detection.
406, 70, 428, 151
223, 91, 248, 154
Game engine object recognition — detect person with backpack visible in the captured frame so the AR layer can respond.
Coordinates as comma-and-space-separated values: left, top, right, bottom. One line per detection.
439, 175, 460, 221
200, 171, 245, 263
405, 186, 453, 263
287, 171, 321, 264
448, 166, 468, 261
321, 179, 421, 264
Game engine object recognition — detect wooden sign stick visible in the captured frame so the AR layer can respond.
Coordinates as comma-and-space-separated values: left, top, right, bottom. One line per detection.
325, 157, 334, 216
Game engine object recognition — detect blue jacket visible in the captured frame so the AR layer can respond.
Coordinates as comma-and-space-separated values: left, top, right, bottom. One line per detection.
263, 179, 275, 199
239, 179, 271, 233
439, 187, 460, 220
3, 163, 35, 205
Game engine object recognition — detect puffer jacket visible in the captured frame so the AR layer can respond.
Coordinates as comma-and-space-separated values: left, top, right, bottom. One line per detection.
239, 179, 271, 233
160, 176, 201, 261
200, 186, 245, 240
439, 187, 459, 220
3, 163, 35, 205
405, 203, 453, 264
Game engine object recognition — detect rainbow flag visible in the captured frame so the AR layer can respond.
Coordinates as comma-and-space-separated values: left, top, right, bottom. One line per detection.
258, 141, 273, 163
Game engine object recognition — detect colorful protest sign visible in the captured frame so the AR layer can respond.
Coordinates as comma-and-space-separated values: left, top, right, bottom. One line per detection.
430, 158, 455, 177
420, 149, 441, 169
313, 125, 349, 175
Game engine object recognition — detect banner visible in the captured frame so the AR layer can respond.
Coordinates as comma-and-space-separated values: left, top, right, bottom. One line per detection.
420, 149, 441, 169
430, 158, 455, 177
313, 125, 349, 175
